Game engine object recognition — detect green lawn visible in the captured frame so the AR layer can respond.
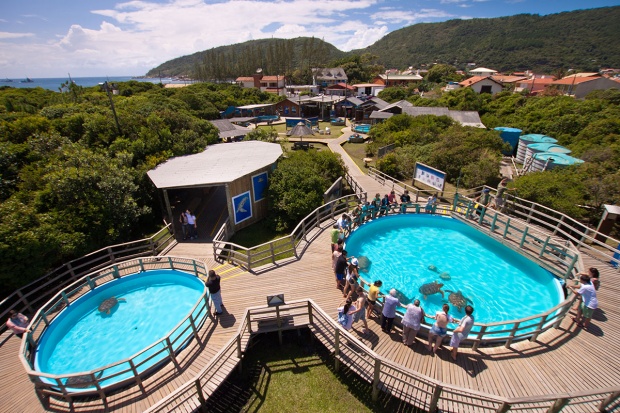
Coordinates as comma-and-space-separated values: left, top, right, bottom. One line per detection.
203, 330, 418, 412
257, 121, 347, 138
342, 141, 373, 171
228, 220, 295, 264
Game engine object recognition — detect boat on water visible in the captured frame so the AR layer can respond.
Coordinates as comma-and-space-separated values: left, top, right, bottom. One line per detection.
20, 77, 34, 83
1, 78, 13, 83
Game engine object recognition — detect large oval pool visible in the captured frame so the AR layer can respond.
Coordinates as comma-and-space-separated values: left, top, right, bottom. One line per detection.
345, 215, 563, 335
35, 269, 208, 389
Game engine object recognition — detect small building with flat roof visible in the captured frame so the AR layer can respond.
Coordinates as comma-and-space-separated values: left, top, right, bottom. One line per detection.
147, 141, 283, 239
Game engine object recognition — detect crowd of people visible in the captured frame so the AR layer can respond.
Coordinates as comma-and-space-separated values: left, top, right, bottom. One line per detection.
332, 230, 475, 360
330, 211, 602, 360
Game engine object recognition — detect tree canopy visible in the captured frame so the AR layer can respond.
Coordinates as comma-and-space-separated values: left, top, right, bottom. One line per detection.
0, 81, 277, 295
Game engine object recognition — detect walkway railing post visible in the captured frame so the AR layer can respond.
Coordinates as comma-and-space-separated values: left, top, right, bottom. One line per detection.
546, 397, 569, 413
334, 329, 340, 371
371, 358, 381, 401
195, 378, 207, 408
428, 384, 443, 413
496, 402, 511, 413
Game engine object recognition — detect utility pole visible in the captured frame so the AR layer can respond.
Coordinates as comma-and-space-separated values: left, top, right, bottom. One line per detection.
104, 81, 122, 137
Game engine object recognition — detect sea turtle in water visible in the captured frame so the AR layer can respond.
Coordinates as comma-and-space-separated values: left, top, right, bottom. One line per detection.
428, 265, 439, 272
65, 371, 103, 388
445, 290, 473, 311
418, 281, 445, 300
357, 256, 371, 273
439, 272, 451, 281
98, 296, 126, 314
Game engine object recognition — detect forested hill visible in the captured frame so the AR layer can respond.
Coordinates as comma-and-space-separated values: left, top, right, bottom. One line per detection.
149, 6, 620, 78
147, 37, 346, 78
356, 6, 620, 73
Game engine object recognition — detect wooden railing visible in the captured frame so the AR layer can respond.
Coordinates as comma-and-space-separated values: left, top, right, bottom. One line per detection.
212, 194, 360, 270
0, 224, 176, 335
19, 256, 210, 404
366, 168, 620, 270
146, 299, 620, 413
459, 187, 620, 269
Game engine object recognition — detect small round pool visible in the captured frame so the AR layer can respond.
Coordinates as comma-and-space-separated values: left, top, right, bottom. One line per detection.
34, 269, 208, 390
345, 215, 563, 336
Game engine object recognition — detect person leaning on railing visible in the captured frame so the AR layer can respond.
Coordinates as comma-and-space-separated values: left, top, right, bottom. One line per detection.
6, 310, 30, 336
400, 190, 412, 213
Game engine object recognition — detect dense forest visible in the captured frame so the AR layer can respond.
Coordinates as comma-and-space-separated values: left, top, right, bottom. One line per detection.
148, 6, 620, 79
0, 82, 280, 296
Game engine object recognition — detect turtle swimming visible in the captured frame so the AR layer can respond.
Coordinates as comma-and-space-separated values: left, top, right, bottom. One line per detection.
439, 271, 451, 281
357, 256, 371, 273
428, 265, 439, 272
418, 281, 445, 300
445, 290, 473, 311
65, 371, 103, 388
98, 296, 126, 314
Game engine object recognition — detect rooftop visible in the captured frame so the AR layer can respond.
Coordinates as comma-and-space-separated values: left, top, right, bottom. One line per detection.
147, 141, 282, 189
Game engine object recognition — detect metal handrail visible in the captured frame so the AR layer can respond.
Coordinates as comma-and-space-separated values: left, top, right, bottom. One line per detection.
19, 256, 210, 403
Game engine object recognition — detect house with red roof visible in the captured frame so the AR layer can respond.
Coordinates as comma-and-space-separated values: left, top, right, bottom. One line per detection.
550, 74, 620, 98
325, 82, 356, 96
235, 72, 286, 95
514, 77, 556, 94
458, 76, 504, 95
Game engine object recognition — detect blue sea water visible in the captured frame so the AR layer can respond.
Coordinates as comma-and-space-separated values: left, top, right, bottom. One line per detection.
0, 76, 196, 91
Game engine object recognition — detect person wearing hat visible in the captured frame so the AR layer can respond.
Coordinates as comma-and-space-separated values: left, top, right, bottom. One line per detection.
492, 177, 517, 211
470, 187, 492, 219
343, 257, 360, 298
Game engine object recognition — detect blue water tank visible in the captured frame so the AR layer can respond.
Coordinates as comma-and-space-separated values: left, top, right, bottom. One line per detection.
516, 134, 558, 163
494, 127, 522, 155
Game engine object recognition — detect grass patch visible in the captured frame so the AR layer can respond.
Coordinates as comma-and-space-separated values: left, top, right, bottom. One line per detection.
258, 121, 346, 138
229, 220, 288, 248
203, 330, 419, 413
342, 141, 372, 171
228, 220, 295, 264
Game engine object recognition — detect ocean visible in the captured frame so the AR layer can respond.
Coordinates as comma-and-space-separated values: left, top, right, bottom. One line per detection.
0, 76, 196, 91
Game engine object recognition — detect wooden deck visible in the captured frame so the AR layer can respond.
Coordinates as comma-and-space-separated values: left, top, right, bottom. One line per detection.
1, 134, 618, 412
2, 224, 617, 412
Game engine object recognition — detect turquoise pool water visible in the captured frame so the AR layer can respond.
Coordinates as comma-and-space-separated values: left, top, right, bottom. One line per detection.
354, 124, 371, 133
345, 215, 563, 336
35, 269, 207, 389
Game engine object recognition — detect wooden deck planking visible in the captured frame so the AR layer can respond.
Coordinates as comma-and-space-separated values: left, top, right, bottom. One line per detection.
1, 213, 619, 412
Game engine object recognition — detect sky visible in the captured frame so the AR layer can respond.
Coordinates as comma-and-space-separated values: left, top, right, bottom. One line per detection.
1, 0, 618, 78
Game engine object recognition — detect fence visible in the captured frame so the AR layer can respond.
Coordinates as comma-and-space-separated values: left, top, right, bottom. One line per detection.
0, 224, 176, 336
146, 299, 620, 413
454, 188, 620, 269
19, 256, 210, 405
212, 194, 359, 270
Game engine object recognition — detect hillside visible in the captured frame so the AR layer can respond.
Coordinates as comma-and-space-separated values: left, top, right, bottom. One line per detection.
357, 7, 620, 72
147, 37, 347, 79
149, 7, 620, 78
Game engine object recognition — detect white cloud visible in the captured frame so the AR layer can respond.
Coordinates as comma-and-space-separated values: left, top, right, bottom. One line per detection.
0, 0, 400, 77
0, 31, 35, 39
373, 8, 454, 25
341, 25, 389, 50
